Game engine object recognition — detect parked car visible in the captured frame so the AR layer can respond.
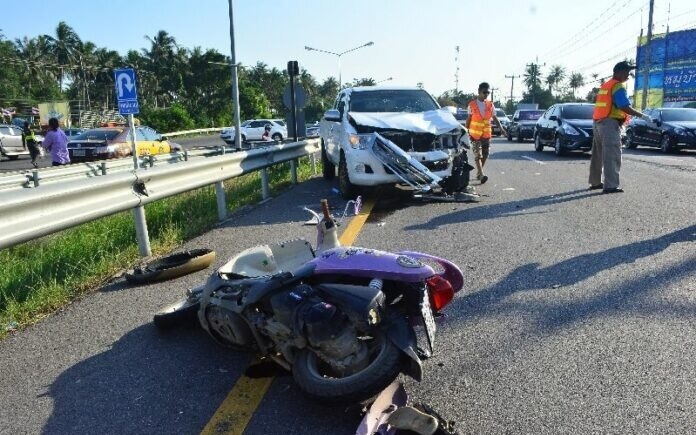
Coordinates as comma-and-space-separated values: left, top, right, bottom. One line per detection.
220, 119, 287, 145
306, 123, 320, 137
67, 125, 179, 162
319, 86, 464, 198
507, 109, 544, 142
625, 107, 696, 153
534, 103, 594, 156
493, 109, 510, 136
454, 108, 468, 125
0, 124, 27, 160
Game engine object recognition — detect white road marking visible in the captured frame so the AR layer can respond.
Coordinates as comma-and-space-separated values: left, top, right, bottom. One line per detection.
521, 155, 546, 165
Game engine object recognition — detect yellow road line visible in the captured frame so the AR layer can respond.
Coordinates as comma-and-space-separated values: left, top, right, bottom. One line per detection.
339, 196, 375, 246
200, 196, 376, 435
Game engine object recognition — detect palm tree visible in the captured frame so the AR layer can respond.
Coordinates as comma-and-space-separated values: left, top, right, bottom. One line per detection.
546, 65, 566, 96
14, 36, 52, 93
568, 72, 585, 100
143, 30, 179, 107
44, 21, 82, 91
523, 64, 542, 93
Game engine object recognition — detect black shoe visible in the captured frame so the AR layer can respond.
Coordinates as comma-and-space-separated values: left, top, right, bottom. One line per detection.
588, 183, 603, 190
602, 187, 624, 194
480, 175, 488, 185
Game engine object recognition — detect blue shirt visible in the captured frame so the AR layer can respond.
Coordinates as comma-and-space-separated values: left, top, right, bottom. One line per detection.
613, 86, 630, 109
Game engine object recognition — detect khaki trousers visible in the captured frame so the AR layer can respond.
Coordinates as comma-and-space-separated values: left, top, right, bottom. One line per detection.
589, 118, 622, 189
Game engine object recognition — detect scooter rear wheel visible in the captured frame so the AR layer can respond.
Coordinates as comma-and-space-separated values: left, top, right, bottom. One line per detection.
292, 332, 402, 404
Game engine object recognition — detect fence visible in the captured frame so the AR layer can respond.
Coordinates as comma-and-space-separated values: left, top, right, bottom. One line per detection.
0, 138, 320, 255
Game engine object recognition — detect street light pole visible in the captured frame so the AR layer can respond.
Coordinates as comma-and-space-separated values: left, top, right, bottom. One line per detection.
305, 41, 374, 89
228, 0, 242, 149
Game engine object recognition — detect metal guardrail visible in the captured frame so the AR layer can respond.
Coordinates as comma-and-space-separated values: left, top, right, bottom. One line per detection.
0, 146, 229, 191
0, 139, 320, 251
163, 127, 222, 138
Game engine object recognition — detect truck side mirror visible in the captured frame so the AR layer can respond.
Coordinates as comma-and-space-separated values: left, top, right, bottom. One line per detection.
323, 109, 341, 122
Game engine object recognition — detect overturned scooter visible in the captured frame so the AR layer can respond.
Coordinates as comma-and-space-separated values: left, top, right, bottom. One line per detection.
154, 199, 464, 404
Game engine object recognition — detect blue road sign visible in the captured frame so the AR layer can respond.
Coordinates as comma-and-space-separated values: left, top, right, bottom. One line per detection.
114, 68, 139, 115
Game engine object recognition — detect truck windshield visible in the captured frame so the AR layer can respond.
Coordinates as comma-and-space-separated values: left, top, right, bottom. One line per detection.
349, 90, 439, 113
518, 111, 544, 120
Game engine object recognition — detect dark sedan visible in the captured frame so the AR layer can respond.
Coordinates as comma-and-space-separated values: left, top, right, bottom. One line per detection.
534, 103, 594, 156
507, 109, 544, 142
625, 107, 696, 153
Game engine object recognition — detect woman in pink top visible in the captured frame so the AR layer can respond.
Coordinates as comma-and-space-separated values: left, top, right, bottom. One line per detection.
42, 117, 70, 166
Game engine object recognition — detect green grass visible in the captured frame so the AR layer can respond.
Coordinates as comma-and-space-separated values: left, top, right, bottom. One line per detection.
0, 157, 318, 337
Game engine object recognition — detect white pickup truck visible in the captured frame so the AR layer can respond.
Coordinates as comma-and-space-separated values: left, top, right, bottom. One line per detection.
319, 86, 468, 199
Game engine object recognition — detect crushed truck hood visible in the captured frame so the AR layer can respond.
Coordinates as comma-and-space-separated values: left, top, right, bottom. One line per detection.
349, 108, 461, 135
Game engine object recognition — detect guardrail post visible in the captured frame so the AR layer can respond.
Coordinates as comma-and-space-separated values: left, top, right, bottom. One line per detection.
31, 170, 40, 187
133, 205, 152, 257
215, 181, 227, 220
310, 153, 317, 175
261, 168, 270, 199
100, 162, 107, 175
184, 149, 189, 161
290, 159, 298, 185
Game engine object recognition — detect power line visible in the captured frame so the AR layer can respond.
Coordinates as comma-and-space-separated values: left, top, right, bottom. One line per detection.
540, 0, 629, 57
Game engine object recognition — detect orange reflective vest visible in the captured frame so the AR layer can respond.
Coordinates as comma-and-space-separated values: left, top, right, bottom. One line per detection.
468, 99, 493, 140
593, 79, 627, 122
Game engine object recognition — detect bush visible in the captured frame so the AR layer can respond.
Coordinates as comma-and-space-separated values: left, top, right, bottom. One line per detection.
141, 103, 195, 133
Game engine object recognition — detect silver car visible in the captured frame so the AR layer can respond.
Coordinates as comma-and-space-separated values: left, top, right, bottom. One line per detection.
0, 124, 28, 160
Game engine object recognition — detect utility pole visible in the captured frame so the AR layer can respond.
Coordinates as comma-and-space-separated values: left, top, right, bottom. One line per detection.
454, 46, 460, 93
228, 0, 242, 149
505, 74, 521, 105
491, 87, 500, 104
640, 0, 655, 110
526, 58, 545, 105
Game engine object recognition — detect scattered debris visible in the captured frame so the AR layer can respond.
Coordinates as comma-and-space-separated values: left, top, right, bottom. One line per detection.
5, 321, 18, 332
502, 188, 515, 191
377, 222, 386, 227
552, 284, 561, 289
356, 381, 407, 435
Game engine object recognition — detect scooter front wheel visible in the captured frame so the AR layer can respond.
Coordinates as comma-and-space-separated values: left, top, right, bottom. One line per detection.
153, 298, 200, 329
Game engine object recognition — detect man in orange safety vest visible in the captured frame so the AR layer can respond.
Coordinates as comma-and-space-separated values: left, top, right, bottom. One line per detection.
589, 61, 651, 194
466, 82, 507, 184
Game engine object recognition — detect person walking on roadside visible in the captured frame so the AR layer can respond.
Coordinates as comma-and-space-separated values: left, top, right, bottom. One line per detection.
22, 121, 40, 168
41, 117, 70, 166
466, 82, 507, 184
589, 61, 651, 194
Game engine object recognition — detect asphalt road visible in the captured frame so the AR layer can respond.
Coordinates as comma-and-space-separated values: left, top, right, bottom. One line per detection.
1, 138, 695, 434
0, 134, 225, 173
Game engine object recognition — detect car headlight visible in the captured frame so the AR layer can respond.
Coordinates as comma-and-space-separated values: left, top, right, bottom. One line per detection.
674, 127, 686, 135
349, 134, 375, 150
561, 123, 581, 135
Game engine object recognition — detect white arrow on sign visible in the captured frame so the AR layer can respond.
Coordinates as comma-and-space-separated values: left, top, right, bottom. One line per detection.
116, 72, 135, 98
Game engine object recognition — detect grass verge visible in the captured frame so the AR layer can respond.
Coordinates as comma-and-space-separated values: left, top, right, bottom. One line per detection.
0, 157, 318, 338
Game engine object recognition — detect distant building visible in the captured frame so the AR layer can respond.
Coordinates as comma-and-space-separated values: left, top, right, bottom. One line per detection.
635, 28, 696, 108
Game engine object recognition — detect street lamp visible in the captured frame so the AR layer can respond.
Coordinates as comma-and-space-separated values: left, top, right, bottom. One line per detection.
305, 41, 374, 88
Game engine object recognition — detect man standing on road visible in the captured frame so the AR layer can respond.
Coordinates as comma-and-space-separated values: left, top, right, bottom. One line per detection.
589, 61, 651, 194
41, 117, 70, 167
22, 122, 41, 168
466, 82, 507, 184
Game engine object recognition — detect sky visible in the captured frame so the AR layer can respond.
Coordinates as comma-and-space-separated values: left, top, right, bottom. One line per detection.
2, 0, 695, 101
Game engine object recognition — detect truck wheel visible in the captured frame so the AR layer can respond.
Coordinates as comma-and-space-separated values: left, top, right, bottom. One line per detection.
321, 142, 335, 180
338, 153, 359, 199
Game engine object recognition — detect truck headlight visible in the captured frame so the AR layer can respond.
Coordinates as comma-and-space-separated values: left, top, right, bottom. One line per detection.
349, 134, 375, 150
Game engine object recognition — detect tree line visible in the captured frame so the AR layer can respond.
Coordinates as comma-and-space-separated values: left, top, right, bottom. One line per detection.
0, 22, 601, 131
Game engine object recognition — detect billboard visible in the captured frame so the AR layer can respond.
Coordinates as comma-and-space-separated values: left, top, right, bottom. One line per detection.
634, 28, 696, 108
38, 102, 70, 126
